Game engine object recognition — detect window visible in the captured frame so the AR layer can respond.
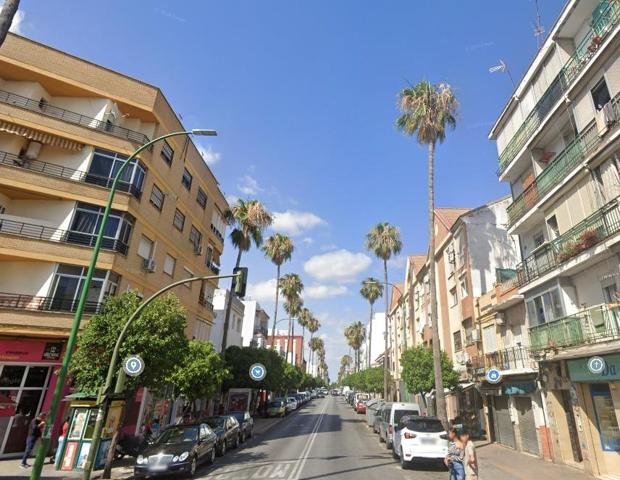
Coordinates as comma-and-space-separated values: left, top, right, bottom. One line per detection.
533, 231, 545, 248
483, 325, 497, 353
194, 318, 210, 341
161, 140, 174, 166
453, 330, 462, 352
183, 267, 194, 289
137, 235, 154, 259
592, 78, 611, 111
464, 318, 474, 344
173, 209, 185, 231
163, 254, 176, 277
204, 245, 214, 266
546, 215, 559, 239
460, 278, 468, 298
196, 188, 208, 209
150, 184, 164, 211
525, 288, 564, 326
49, 265, 119, 313
69, 202, 133, 253
450, 287, 458, 307
590, 383, 620, 451
190, 225, 203, 251
87, 148, 146, 197
182, 168, 193, 190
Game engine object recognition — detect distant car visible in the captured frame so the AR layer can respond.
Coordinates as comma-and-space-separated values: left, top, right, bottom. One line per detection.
204, 415, 241, 456
355, 401, 367, 414
134, 423, 216, 478
230, 411, 254, 442
285, 397, 298, 412
367, 400, 384, 430
393, 416, 449, 469
378, 403, 421, 450
267, 399, 286, 417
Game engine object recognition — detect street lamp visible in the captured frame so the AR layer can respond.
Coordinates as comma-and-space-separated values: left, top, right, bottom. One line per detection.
30, 129, 217, 480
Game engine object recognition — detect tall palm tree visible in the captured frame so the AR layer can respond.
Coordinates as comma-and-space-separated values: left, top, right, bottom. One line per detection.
298, 307, 313, 369
396, 80, 457, 427
280, 272, 303, 364
344, 321, 366, 373
307, 316, 321, 373
221, 199, 273, 351
366, 223, 402, 399
360, 278, 383, 369
283, 296, 303, 365
263, 234, 294, 348
339, 354, 353, 381
0, 0, 19, 47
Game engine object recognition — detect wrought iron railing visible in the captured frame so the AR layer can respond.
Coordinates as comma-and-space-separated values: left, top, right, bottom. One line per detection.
0, 217, 129, 254
0, 292, 102, 314
497, 0, 620, 175
198, 294, 214, 310
207, 262, 220, 275
515, 196, 620, 286
469, 346, 535, 375
530, 304, 620, 351
210, 224, 224, 243
0, 89, 150, 144
0, 150, 142, 198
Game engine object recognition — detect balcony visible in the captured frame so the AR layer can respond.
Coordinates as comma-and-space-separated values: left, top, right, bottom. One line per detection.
0, 217, 129, 254
514, 196, 620, 287
0, 150, 142, 198
529, 304, 620, 351
497, 0, 620, 176
0, 89, 150, 145
198, 294, 214, 311
210, 224, 224, 243
470, 346, 536, 376
0, 291, 102, 314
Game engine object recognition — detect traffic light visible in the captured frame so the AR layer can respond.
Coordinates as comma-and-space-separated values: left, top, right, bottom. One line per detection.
233, 267, 248, 297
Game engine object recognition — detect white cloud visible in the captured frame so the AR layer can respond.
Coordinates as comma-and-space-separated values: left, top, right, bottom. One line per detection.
8, 9, 24, 35
304, 249, 372, 283
198, 145, 221, 166
272, 210, 326, 236
320, 243, 337, 252
387, 254, 407, 270
237, 175, 262, 196
225, 194, 239, 206
301, 237, 314, 246
246, 278, 277, 303
304, 284, 348, 299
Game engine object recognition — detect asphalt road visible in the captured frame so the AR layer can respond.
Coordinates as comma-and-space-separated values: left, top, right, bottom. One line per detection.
195, 395, 447, 480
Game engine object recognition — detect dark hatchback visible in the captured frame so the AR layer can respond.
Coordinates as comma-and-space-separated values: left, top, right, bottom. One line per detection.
230, 411, 254, 442
134, 423, 217, 478
204, 415, 241, 456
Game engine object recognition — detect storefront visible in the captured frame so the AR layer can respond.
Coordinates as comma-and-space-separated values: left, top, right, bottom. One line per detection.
0, 339, 67, 458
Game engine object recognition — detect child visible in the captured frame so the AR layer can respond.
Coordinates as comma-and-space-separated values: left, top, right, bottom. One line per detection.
459, 430, 478, 480
444, 428, 465, 480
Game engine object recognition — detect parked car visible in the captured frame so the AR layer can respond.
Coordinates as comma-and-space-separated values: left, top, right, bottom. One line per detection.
285, 397, 298, 412
267, 399, 286, 417
204, 415, 241, 456
355, 400, 367, 414
230, 411, 254, 442
378, 402, 421, 449
392, 416, 449, 469
367, 400, 384, 430
354, 393, 369, 409
134, 423, 217, 478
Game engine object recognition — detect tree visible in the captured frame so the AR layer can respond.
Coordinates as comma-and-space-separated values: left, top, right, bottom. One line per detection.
366, 223, 402, 399
281, 362, 304, 393
396, 80, 458, 426
0, 0, 19, 47
298, 307, 313, 368
344, 321, 365, 373
222, 199, 273, 351
168, 341, 230, 409
400, 345, 459, 412
263, 234, 294, 348
306, 317, 321, 373
223, 346, 285, 393
360, 278, 383, 368
279, 272, 304, 364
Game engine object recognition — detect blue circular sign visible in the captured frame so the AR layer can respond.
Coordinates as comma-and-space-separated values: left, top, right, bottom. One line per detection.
587, 356, 606, 375
249, 363, 266, 381
486, 368, 502, 384
123, 355, 145, 377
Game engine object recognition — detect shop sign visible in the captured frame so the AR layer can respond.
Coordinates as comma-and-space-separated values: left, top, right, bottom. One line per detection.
503, 381, 537, 395
0, 340, 65, 362
568, 353, 620, 382
43, 342, 63, 360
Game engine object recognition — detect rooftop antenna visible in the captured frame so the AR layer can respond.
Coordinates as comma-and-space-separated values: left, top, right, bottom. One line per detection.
532, 0, 545, 47
489, 59, 516, 89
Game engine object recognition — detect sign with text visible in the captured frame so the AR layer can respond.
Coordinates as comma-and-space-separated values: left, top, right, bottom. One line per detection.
568, 353, 620, 382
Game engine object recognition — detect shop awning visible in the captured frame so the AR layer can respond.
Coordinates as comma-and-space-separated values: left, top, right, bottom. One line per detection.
0, 120, 84, 151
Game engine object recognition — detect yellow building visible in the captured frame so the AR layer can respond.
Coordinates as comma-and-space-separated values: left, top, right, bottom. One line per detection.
0, 34, 228, 456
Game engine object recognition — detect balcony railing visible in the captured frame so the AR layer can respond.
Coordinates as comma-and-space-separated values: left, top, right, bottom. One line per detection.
497, 0, 620, 175
0, 292, 102, 314
0, 150, 142, 198
530, 304, 620, 351
198, 294, 214, 310
210, 224, 224, 243
469, 346, 535, 375
515, 196, 620, 287
0, 89, 150, 145
0, 217, 129, 254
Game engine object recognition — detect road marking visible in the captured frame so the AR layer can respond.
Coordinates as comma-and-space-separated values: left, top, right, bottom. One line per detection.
287, 399, 329, 480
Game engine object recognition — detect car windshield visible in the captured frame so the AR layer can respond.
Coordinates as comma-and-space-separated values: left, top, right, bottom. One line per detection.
393, 410, 419, 423
231, 412, 245, 422
156, 426, 198, 444
268, 401, 283, 408
404, 419, 444, 433
205, 417, 226, 428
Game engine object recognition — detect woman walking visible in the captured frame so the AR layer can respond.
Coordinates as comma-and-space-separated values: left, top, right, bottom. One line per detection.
444, 428, 465, 480
460, 430, 478, 480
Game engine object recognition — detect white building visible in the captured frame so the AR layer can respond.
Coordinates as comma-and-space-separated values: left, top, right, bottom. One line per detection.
240, 299, 270, 347
360, 312, 385, 368
210, 289, 245, 351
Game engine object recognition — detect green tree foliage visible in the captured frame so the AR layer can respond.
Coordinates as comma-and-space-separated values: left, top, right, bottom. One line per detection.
70, 292, 188, 393
281, 363, 304, 392
340, 367, 387, 393
223, 346, 285, 392
400, 345, 459, 395
168, 341, 231, 402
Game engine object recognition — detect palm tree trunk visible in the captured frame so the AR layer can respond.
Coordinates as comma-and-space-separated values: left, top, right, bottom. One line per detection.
0, 0, 19, 46
271, 264, 281, 348
428, 141, 447, 427
301, 325, 306, 370
383, 260, 389, 400
291, 321, 296, 366
368, 303, 373, 369
221, 248, 243, 352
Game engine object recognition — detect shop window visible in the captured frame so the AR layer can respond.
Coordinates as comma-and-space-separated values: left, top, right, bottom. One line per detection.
590, 383, 620, 451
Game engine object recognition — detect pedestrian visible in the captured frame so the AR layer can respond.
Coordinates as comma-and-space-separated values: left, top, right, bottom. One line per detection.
444, 427, 465, 480
53, 417, 70, 466
150, 417, 161, 439
459, 430, 478, 480
20, 412, 46, 468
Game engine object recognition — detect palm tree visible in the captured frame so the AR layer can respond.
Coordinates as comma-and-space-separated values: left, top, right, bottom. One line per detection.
307, 316, 321, 373
0, 0, 19, 47
263, 234, 294, 348
366, 223, 402, 399
360, 278, 383, 369
280, 272, 303, 364
344, 321, 366, 373
298, 307, 313, 369
221, 199, 273, 351
283, 296, 303, 365
396, 80, 457, 426
339, 354, 353, 381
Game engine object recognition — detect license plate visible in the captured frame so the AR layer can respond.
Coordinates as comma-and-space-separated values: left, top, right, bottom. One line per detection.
149, 465, 168, 471
421, 438, 435, 444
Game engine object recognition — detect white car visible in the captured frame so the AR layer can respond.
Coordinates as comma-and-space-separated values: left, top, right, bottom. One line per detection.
393, 415, 448, 469
285, 397, 298, 412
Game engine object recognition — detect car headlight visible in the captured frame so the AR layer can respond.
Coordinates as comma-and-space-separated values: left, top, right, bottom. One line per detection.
172, 456, 179, 463
137, 455, 146, 465
179, 452, 189, 462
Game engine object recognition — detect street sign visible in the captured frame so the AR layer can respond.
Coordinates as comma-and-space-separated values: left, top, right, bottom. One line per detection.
123, 355, 145, 377
249, 363, 266, 381
587, 356, 606, 375
486, 368, 502, 384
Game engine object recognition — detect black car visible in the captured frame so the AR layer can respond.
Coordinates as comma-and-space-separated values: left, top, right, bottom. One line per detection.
204, 415, 241, 456
134, 423, 217, 478
230, 411, 254, 442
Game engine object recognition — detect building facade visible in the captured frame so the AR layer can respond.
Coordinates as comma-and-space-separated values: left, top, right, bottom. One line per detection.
268, 331, 305, 367
211, 289, 246, 352
240, 300, 270, 347
0, 34, 228, 457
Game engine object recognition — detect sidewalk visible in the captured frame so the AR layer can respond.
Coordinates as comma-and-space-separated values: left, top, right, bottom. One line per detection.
476, 441, 595, 480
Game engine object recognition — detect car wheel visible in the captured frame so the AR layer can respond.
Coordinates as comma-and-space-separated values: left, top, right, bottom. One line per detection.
379, 434, 384, 443
208, 448, 216, 465
386, 440, 392, 450
234, 435, 240, 449
248, 427, 253, 439
187, 456, 197, 477
240, 432, 246, 443
218, 441, 226, 456
400, 449, 410, 469
392, 445, 399, 459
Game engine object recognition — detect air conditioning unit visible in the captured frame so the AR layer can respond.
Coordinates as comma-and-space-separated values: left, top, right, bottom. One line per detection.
455, 351, 465, 364
142, 258, 156, 272
470, 329, 480, 342
193, 244, 203, 255
495, 312, 505, 326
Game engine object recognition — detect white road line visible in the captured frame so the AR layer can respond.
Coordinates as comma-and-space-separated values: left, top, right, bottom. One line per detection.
287, 399, 329, 480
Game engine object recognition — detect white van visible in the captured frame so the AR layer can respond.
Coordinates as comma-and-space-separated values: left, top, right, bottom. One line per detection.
378, 402, 421, 449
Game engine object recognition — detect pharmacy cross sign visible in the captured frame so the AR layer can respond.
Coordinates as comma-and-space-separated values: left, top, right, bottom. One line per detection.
249, 363, 267, 381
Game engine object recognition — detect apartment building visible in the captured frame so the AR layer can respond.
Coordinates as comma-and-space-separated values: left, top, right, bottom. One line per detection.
268, 331, 305, 368
211, 289, 246, 351
0, 34, 228, 457
240, 299, 270, 347
386, 285, 405, 400
360, 311, 386, 369
490, 0, 620, 475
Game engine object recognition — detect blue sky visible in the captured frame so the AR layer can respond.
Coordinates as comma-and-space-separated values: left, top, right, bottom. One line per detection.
14, 0, 564, 378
